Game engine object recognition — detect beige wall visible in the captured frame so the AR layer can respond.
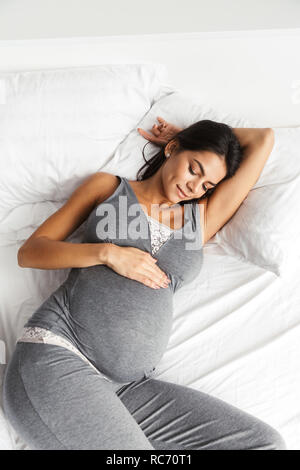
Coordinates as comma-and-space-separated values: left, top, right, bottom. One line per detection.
0, 0, 300, 40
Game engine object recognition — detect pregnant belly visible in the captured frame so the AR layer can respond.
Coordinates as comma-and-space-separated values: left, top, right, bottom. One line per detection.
67, 265, 173, 383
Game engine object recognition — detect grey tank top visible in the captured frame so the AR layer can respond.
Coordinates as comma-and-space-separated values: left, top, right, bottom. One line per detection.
24, 175, 203, 383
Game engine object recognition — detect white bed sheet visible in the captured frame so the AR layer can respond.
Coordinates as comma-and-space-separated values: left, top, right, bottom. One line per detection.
0, 219, 299, 449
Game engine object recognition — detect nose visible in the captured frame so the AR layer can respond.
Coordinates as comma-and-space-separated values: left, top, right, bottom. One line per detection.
188, 178, 203, 195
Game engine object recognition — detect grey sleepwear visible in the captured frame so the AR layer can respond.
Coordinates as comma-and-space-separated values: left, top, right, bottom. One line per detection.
2, 176, 286, 450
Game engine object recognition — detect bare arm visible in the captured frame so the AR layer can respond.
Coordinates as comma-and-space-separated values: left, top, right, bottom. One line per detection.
17, 172, 118, 269
202, 128, 275, 244
18, 238, 110, 270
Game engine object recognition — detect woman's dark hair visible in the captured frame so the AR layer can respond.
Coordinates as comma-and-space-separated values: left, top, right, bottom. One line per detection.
136, 119, 244, 206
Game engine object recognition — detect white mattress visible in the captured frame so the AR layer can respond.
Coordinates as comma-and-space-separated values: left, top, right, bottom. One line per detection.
0, 30, 300, 450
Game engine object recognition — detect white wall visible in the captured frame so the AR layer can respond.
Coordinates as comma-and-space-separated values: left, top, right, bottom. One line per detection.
0, 0, 300, 40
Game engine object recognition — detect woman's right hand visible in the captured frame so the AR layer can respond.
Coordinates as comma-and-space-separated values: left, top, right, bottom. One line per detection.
105, 244, 171, 289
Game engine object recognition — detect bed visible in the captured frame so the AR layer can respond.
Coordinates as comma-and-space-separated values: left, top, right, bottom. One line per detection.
0, 29, 299, 450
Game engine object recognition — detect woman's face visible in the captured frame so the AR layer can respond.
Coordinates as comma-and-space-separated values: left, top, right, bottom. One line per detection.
162, 140, 227, 203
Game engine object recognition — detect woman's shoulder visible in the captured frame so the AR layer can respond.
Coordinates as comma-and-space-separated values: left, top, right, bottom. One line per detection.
93, 172, 122, 206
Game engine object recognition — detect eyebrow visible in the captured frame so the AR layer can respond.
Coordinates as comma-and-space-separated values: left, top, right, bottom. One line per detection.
193, 159, 217, 187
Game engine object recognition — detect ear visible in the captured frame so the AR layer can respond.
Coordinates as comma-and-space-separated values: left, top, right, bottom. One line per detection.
167, 138, 179, 154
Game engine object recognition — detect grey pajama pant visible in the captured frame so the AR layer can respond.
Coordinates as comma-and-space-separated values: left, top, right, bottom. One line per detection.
2, 342, 286, 450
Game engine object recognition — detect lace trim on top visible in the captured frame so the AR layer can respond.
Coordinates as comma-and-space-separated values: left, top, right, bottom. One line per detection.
146, 214, 174, 255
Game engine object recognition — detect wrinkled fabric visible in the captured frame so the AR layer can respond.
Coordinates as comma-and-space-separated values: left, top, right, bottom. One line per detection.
3, 342, 286, 450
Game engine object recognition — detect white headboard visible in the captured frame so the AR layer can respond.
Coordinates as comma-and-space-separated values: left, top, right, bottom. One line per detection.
0, 29, 299, 127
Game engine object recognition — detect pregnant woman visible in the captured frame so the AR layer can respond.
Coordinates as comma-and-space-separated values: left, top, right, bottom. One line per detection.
3, 118, 286, 450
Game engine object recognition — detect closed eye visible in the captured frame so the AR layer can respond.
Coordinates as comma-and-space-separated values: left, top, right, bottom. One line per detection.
189, 164, 208, 192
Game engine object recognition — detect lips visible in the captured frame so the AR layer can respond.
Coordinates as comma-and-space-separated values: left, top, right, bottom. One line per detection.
177, 185, 188, 198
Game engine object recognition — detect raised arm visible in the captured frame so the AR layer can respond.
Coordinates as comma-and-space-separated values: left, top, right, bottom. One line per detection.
201, 127, 274, 244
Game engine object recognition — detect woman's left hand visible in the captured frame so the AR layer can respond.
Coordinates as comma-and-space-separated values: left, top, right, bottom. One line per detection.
137, 116, 182, 146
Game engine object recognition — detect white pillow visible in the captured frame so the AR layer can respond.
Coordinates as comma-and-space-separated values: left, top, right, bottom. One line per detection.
0, 63, 168, 223
111, 91, 300, 277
